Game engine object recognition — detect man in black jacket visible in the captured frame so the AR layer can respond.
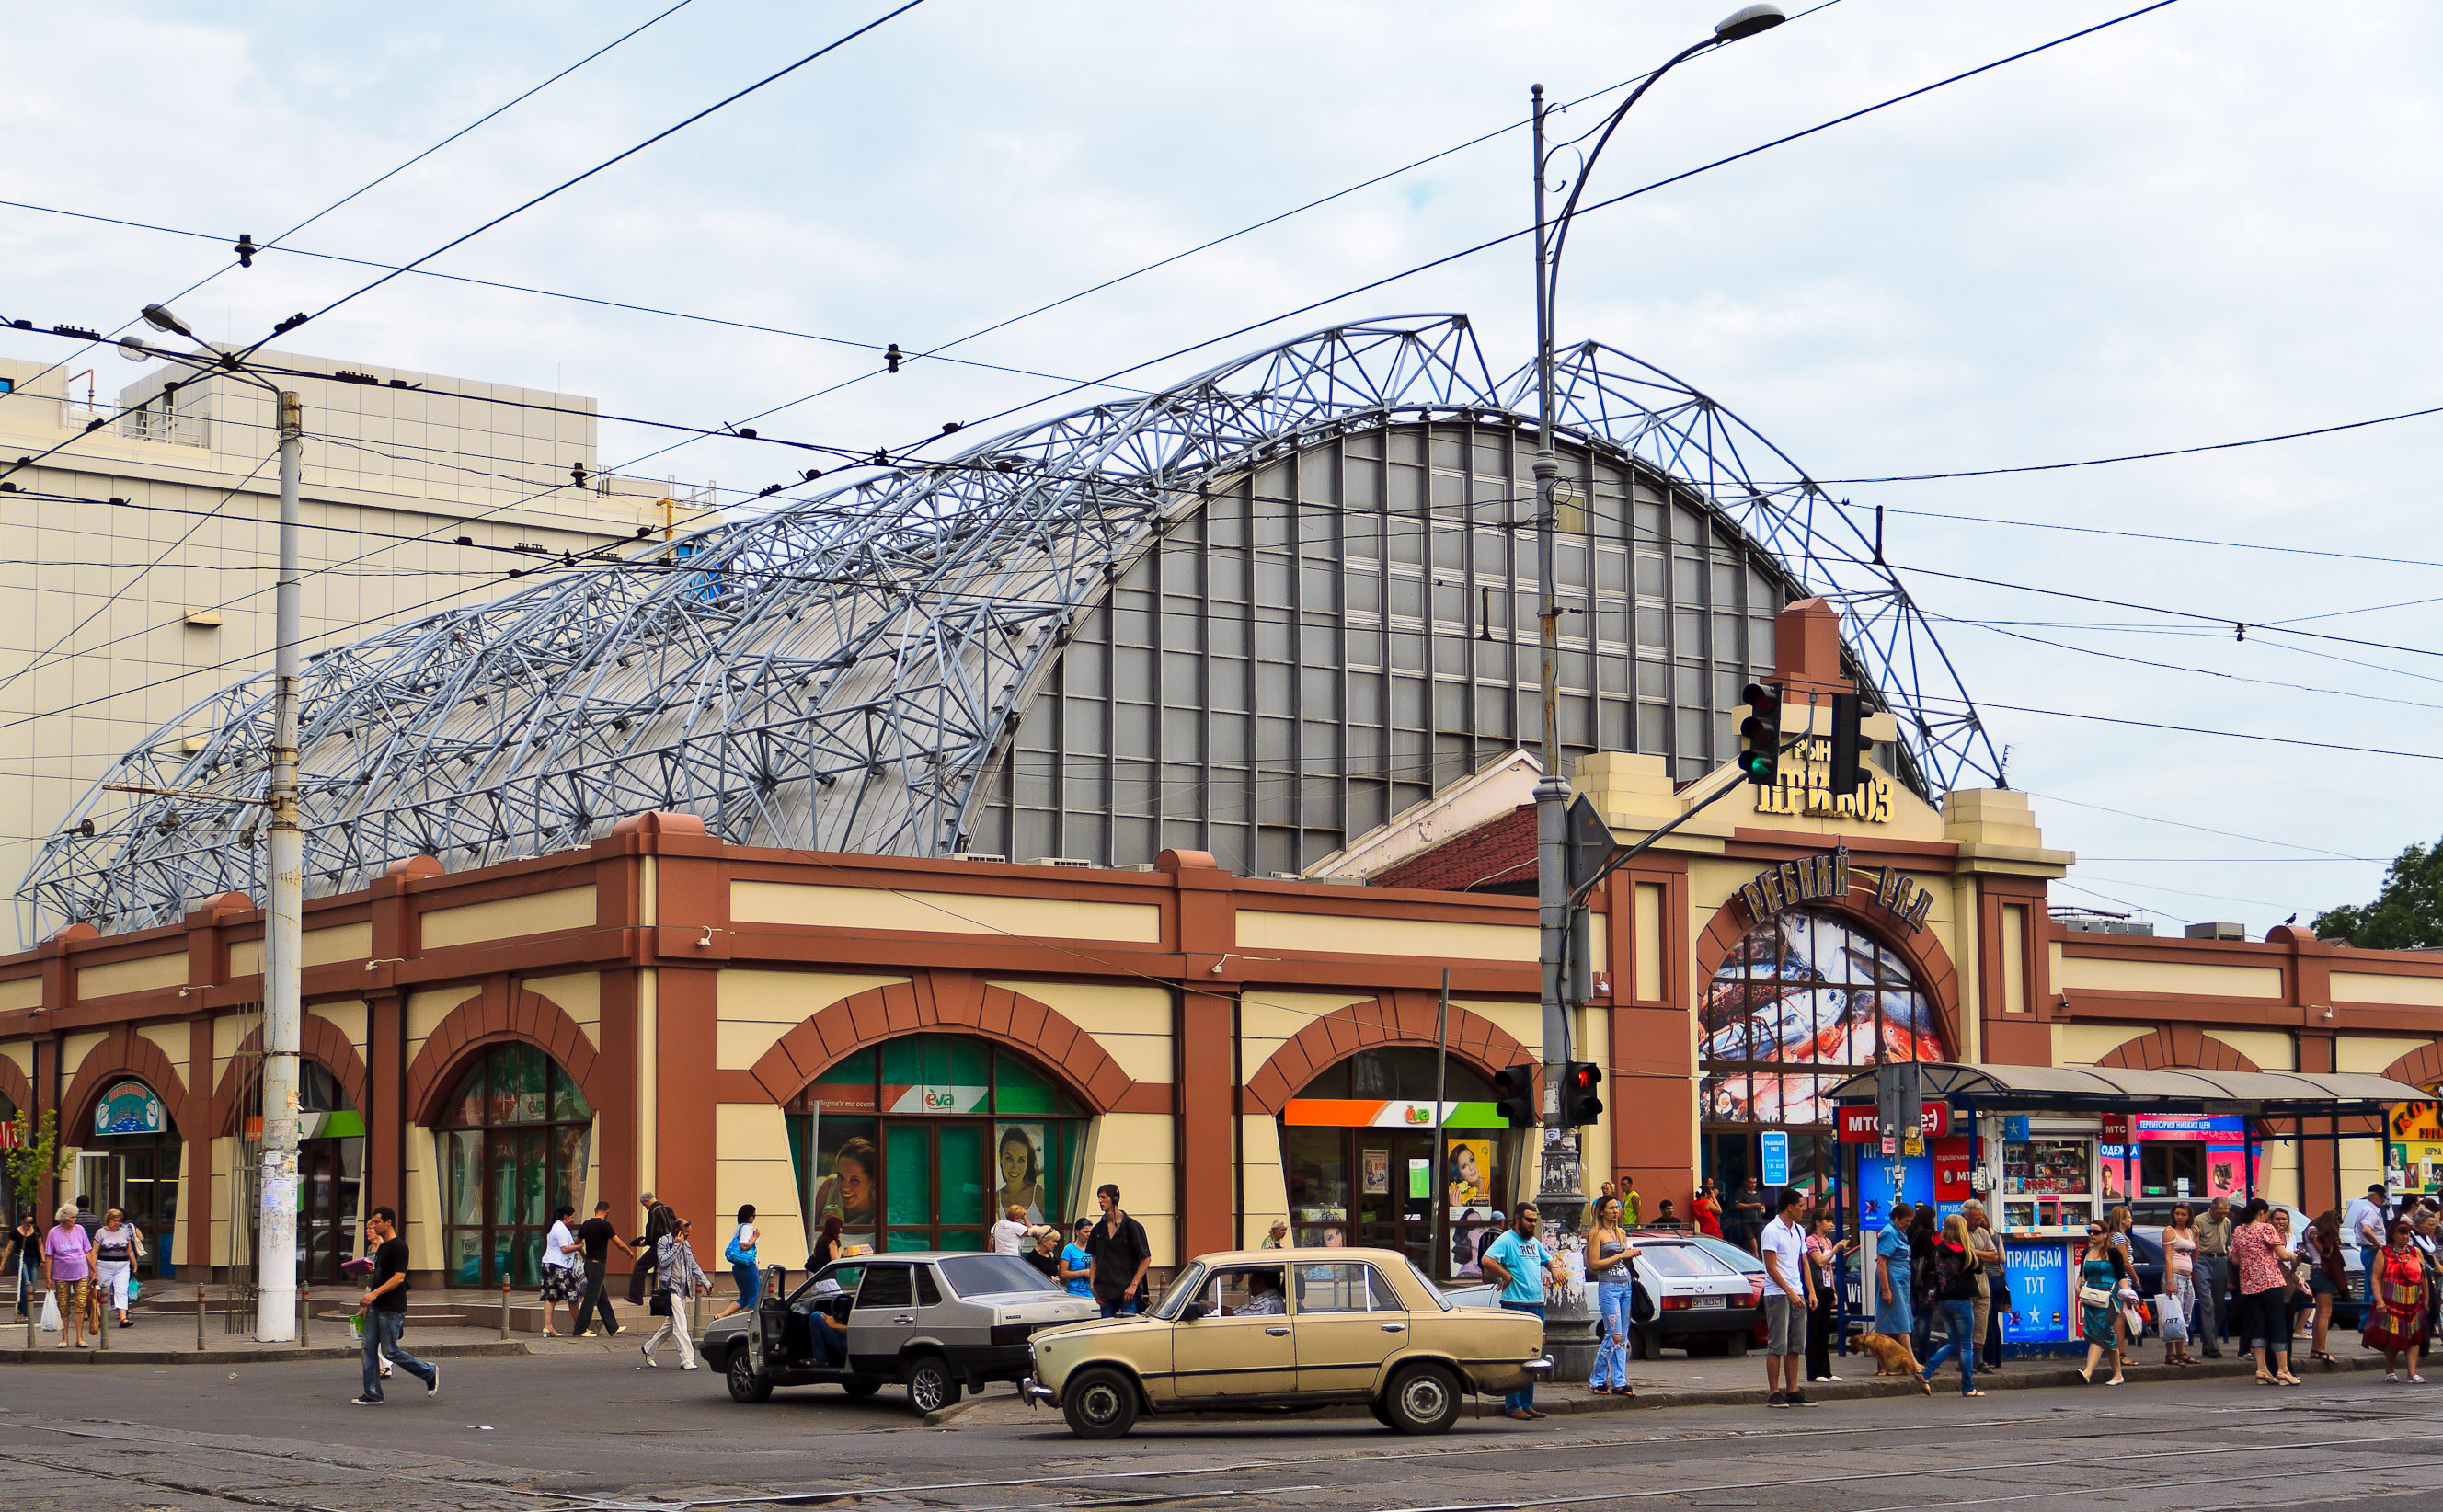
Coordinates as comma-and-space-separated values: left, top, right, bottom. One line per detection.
629, 1192, 678, 1304
1085, 1184, 1152, 1317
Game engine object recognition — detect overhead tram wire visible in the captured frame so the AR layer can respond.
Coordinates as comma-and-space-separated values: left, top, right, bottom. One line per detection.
0, 0, 700, 451
1876, 505, 2443, 572
872, 0, 2193, 466
2013, 787, 2374, 860
1928, 615, 2443, 714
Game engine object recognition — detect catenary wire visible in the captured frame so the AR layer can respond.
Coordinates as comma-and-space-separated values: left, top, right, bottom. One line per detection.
1879, 505, 2443, 571
2013, 787, 2370, 862
1929, 615, 2443, 714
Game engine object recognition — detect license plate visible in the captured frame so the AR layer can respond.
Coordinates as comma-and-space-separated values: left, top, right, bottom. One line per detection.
1688, 1296, 1727, 1310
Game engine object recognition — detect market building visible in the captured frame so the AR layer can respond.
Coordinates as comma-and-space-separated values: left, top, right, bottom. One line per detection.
5, 317, 2441, 1288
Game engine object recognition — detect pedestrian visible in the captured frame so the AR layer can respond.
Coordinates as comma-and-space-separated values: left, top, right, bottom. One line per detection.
629, 1191, 679, 1307
641, 1216, 711, 1370
2271, 1208, 2311, 1346
1907, 1205, 1939, 1366
40, 1204, 93, 1349
5, 1212, 39, 1320
1084, 1185, 1152, 1318
535, 1204, 583, 1335
1025, 1226, 1063, 1279
810, 1213, 847, 1272
1731, 1179, 1767, 1254
2414, 1209, 2443, 1346
2302, 1208, 2346, 1364
716, 1204, 760, 1321
1965, 1201, 2004, 1372
572, 1200, 627, 1339
1478, 1203, 1557, 1421
1806, 1208, 1851, 1385
1756, 1187, 1818, 1407
1874, 1201, 1915, 1338
2231, 1197, 2301, 1387
2346, 1184, 2390, 1309
1619, 1179, 1642, 1228
2195, 1195, 2233, 1357
91, 1207, 143, 1330
2073, 1223, 2124, 1386
2161, 1203, 2199, 1367
2363, 1215, 2430, 1383
350, 1206, 439, 1404
1583, 1195, 1638, 1396
1692, 1179, 1724, 1241
1060, 1218, 1095, 1299
992, 1203, 1031, 1256
1916, 1212, 1981, 1397
1260, 1219, 1290, 1249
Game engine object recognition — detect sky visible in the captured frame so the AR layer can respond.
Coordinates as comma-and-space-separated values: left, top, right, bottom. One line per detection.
3, 0, 2437, 939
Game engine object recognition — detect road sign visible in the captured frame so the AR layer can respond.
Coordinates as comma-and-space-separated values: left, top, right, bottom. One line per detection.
1761, 1129, 1790, 1186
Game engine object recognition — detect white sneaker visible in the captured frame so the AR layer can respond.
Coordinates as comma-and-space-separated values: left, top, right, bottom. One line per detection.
1811, 1375, 1839, 1382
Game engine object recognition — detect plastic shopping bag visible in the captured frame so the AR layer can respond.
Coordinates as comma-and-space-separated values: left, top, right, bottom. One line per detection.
39, 1290, 60, 1333
126, 1276, 141, 1304
348, 1310, 368, 1342
2156, 1293, 2188, 1342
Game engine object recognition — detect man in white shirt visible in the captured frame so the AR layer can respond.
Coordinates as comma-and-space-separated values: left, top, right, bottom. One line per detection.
1756, 1187, 1818, 1408
2345, 1186, 2390, 1307
991, 1205, 1031, 1256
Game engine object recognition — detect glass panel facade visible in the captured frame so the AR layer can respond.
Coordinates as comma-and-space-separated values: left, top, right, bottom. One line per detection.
1281, 1052, 1515, 1282
435, 1044, 594, 1288
967, 421, 1813, 873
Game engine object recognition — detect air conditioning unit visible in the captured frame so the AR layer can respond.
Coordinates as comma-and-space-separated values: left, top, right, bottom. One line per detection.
1027, 856, 1092, 868
2184, 921, 2246, 942
949, 852, 1008, 864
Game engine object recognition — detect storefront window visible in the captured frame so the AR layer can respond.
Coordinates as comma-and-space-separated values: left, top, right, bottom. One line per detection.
2001, 1136, 2095, 1232
786, 1035, 1085, 1254
79, 1079, 179, 1278
1701, 907, 1944, 1204
1279, 1047, 1513, 1281
434, 1044, 592, 1288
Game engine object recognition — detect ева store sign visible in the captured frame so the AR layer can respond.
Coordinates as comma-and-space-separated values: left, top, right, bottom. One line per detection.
1738, 845, 1934, 934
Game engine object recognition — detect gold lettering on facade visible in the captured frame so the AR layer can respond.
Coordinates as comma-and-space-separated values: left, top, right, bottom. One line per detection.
1752, 736, 1891, 822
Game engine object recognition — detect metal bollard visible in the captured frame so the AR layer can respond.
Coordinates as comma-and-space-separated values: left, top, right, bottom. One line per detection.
97, 1294, 109, 1351
499, 1277, 510, 1340
198, 1284, 208, 1352
299, 1285, 310, 1348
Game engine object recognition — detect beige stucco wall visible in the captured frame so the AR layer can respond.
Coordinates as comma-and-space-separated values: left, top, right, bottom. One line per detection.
2214, 1030, 2294, 1073
0, 1038, 29, 1090
0, 979, 40, 1014
1237, 991, 1373, 1090
1238, 1115, 1289, 1249
2332, 974, 2443, 1009
2338, 1036, 2433, 1076
2053, 1023, 2149, 1066
731, 880, 1161, 944
991, 979, 1173, 1085
1084, 1112, 1176, 1267
229, 922, 373, 977
76, 951, 187, 1001
714, 969, 908, 1073
208, 1135, 235, 1266
716, 1102, 808, 1265
2053, 955, 2284, 999
58, 1028, 105, 1084
524, 971, 602, 1053
405, 984, 482, 1069
1237, 911, 1536, 963
420, 886, 596, 950
309, 999, 369, 1055
403, 1123, 441, 1274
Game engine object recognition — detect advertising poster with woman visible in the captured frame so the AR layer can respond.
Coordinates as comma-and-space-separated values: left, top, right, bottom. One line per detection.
994, 1121, 1049, 1223
1444, 1138, 1491, 1208
811, 1117, 879, 1252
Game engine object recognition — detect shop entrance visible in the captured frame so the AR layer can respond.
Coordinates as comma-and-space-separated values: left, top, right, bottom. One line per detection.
80, 1080, 179, 1278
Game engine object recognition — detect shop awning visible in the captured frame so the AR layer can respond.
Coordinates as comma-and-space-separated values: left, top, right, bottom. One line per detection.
1825, 1061, 2437, 1120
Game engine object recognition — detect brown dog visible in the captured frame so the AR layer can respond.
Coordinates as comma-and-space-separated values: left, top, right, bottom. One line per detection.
1855, 1331, 1933, 1392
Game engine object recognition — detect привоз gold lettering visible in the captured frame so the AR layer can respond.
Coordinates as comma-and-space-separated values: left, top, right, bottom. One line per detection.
1751, 736, 1891, 822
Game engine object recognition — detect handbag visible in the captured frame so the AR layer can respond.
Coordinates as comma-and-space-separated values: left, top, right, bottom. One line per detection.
2077, 1284, 2113, 1309
649, 1290, 671, 1317
723, 1227, 752, 1266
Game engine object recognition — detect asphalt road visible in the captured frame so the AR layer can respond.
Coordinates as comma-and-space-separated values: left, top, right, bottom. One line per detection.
2, 1350, 2440, 1512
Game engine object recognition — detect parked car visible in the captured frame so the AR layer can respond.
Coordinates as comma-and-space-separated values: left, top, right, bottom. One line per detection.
1617, 1231, 1762, 1359
706, 1253, 1099, 1415
1022, 1246, 1551, 1438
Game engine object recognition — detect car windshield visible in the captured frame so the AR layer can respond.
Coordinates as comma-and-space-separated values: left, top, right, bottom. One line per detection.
1680, 1236, 1764, 1274
938, 1254, 1057, 1298
1153, 1262, 1208, 1320
1638, 1243, 1734, 1278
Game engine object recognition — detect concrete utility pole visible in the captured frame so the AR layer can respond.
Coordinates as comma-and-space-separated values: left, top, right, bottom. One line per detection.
257, 388, 304, 1341
1528, 5, 1784, 1223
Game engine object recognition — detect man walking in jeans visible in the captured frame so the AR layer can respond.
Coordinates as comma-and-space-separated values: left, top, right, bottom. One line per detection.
2346, 1185, 2391, 1307
1757, 1187, 1818, 1408
2194, 1197, 2232, 1357
1478, 1204, 1557, 1421
572, 1200, 629, 1338
351, 1208, 438, 1405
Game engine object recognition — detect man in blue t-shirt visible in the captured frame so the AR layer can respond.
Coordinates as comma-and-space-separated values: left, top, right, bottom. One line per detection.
1478, 1203, 1557, 1420
1059, 1217, 1095, 1300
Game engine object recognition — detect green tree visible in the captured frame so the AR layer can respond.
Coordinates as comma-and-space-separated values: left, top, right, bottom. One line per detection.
2314, 837, 2443, 950
5, 1108, 58, 1217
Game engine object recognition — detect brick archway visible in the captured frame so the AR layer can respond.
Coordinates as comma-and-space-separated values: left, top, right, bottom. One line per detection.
1242, 992, 1530, 1116
208, 1015, 372, 1136
2095, 1026, 2261, 1073
404, 984, 603, 1126
2380, 1041, 2443, 1091
745, 971, 1131, 1113
60, 1027, 195, 1143
0, 1054, 29, 1121
1693, 880, 1965, 1060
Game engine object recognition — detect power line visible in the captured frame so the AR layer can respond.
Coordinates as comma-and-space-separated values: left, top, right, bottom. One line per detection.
1881, 506, 2443, 572
1932, 616, 2443, 714
2013, 786, 2372, 862
1942, 698, 2443, 762
1795, 401, 2443, 486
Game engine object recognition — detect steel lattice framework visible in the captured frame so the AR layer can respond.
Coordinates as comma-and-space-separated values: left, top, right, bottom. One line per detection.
19, 315, 1999, 936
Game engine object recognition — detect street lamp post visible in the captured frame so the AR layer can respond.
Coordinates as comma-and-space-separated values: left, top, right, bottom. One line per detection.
1528, 4, 1785, 1225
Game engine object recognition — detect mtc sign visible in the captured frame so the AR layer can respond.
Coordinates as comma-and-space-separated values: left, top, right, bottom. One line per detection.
1837, 1103, 1952, 1142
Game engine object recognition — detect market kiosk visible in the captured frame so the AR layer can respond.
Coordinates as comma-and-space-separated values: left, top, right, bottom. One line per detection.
1829, 1062, 2438, 1353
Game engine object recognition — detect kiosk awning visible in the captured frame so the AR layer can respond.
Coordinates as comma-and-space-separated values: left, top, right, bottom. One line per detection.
1825, 1061, 2437, 1120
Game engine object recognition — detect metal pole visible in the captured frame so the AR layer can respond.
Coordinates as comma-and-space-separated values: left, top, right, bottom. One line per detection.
500, 1276, 512, 1339
1528, 82, 1574, 1224
299, 1283, 310, 1347
256, 390, 304, 1342
198, 1283, 207, 1351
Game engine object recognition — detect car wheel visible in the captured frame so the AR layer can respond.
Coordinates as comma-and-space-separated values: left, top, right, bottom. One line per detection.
1368, 1397, 1397, 1429
1723, 1332, 1749, 1357
841, 1377, 883, 1398
905, 1355, 962, 1415
725, 1346, 774, 1403
1629, 1324, 1657, 1361
1062, 1367, 1140, 1439
1382, 1363, 1462, 1436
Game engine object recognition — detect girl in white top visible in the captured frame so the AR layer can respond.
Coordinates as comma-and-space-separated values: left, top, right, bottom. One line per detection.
991, 1204, 1032, 1256
91, 1208, 143, 1327
539, 1203, 583, 1336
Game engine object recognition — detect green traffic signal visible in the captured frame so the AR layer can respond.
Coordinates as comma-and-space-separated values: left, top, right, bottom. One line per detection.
1738, 682, 1781, 787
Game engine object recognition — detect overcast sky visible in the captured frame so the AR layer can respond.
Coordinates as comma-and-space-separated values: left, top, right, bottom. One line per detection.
5, 0, 2437, 938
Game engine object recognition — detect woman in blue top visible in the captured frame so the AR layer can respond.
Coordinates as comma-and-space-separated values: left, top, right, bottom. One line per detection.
1059, 1217, 1095, 1299
1583, 1197, 1639, 1396
2075, 1226, 2126, 1385
1875, 1201, 1915, 1335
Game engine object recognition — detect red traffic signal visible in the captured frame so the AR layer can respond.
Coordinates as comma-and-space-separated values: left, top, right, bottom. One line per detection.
1562, 1061, 1604, 1126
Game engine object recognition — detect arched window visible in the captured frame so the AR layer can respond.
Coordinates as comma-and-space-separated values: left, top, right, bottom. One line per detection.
434, 1044, 592, 1288
1279, 1047, 1516, 1283
1700, 907, 1943, 1202
786, 1035, 1085, 1254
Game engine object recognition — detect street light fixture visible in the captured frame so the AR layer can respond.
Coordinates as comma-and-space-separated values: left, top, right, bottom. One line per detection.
1525, 5, 1784, 1224
140, 303, 196, 340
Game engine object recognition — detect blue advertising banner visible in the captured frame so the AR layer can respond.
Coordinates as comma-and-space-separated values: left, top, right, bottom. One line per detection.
2001, 1241, 2074, 1344
1761, 1130, 1790, 1186
1857, 1153, 1932, 1230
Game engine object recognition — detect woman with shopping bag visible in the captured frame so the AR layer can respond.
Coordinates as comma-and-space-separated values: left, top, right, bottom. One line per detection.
2074, 1224, 2125, 1385
40, 1205, 94, 1349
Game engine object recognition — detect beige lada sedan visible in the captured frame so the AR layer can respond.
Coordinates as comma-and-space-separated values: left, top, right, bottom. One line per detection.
1022, 1247, 1552, 1438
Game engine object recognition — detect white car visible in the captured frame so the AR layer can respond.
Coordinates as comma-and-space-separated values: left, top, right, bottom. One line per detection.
1619, 1232, 1762, 1358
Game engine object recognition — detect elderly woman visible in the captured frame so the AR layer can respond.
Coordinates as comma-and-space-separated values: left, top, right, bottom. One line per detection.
40, 1204, 94, 1349
2364, 1215, 2431, 1383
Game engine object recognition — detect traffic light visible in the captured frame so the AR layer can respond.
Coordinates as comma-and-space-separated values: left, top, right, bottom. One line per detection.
1827, 691, 1864, 796
1738, 682, 1782, 786
1562, 1061, 1604, 1126
1493, 1063, 1540, 1128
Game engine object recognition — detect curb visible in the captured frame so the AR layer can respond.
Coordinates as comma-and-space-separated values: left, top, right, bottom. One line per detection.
0, 1341, 533, 1367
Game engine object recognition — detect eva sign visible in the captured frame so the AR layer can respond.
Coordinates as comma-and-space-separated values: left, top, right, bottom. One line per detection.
93, 1082, 163, 1137
1838, 1102, 1951, 1142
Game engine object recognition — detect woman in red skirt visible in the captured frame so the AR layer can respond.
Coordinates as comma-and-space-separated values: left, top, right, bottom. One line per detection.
2363, 1217, 2432, 1384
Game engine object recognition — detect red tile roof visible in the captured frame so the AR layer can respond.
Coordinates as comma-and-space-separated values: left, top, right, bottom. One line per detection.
1370, 803, 1539, 892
